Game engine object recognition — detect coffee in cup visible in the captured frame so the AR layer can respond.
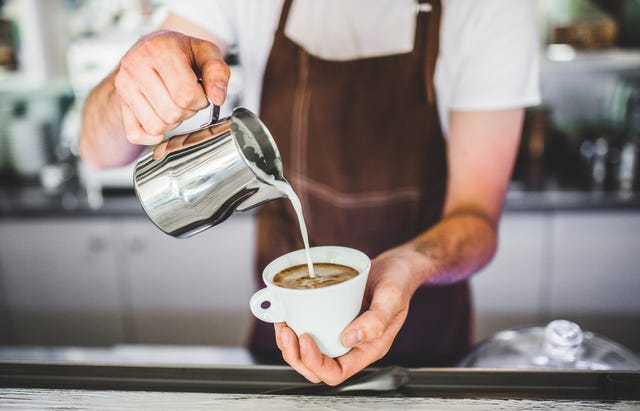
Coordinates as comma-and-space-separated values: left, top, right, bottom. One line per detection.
249, 246, 371, 358
273, 263, 358, 290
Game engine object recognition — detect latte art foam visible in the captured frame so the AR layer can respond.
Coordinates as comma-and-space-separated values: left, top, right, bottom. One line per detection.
273, 263, 358, 290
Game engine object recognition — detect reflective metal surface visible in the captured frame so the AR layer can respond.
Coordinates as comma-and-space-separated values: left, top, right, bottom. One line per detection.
134, 107, 285, 238
459, 320, 640, 370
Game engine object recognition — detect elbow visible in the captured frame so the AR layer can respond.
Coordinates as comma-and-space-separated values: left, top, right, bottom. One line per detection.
452, 207, 500, 275
470, 210, 499, 268
473, 213, 500, 276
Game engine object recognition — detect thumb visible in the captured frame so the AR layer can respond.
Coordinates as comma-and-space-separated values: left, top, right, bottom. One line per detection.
341, 302, 395, 348
189, 37, 231, 106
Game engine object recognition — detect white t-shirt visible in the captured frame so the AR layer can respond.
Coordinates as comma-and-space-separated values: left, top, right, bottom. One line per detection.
168, 0, 541, 135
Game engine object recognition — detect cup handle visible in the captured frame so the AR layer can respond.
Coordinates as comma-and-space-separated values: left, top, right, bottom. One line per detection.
249, 288, 286, 323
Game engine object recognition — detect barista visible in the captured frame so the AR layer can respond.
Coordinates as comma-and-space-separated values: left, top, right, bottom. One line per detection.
79, 0, 540, 385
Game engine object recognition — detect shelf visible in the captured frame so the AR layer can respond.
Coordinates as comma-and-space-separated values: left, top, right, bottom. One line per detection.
541, 47, 640, 72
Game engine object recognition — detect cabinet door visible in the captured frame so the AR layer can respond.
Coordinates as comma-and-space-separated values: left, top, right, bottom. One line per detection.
0, 220, 124, 344
119, 216, 256, 345
471, 213, 550, 342
0, 290, 9, 344
549, 212, 640, 351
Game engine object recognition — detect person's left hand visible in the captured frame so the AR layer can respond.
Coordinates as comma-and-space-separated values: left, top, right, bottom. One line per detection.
274, 248, 427, 385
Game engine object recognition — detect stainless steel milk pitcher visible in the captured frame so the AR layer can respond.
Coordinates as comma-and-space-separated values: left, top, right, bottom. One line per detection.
133, 106, 286, 238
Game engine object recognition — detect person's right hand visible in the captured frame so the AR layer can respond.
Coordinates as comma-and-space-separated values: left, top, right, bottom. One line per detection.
113, 30, 230, 146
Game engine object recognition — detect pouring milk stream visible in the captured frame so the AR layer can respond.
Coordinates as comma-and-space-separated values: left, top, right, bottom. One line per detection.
271, 180, 315, 277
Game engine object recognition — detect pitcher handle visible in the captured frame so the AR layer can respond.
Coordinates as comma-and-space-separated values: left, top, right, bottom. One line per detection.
166, 98, 220, 138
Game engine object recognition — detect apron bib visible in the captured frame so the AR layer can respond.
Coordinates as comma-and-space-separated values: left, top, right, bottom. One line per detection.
249, 0, 470, 366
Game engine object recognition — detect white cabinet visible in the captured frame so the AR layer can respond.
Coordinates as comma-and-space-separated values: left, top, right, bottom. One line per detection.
0, 219, 124, 344
549, 212, 640, 350
0, 291, 10, 344
117, 217, 255, 345
471, 213, 550, 341
1, 210, 638, 351
0, 215, 256, 346
471, 211, 640, 351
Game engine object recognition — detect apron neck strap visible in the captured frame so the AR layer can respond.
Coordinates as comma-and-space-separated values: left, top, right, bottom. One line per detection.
417, 0, 441, 104
276, 0, 294, 35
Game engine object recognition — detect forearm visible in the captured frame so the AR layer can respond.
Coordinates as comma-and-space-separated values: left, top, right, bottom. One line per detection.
395, 209, 498, 287
78, 71, 143, 169
400, 108, 523, 286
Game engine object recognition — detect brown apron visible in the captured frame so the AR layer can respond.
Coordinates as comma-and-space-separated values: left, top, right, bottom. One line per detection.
249, 0, 471, 367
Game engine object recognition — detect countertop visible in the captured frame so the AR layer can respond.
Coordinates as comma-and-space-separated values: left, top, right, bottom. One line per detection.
1, 352, 639, 409
0, 345, 255, 366
503, 188, 640, 211
0, 187, 146, 218
2, 185, 640, 219
3, 389, 637, 410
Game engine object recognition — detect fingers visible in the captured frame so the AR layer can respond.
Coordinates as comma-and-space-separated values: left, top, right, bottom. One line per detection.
189, 37, 230, 106
120, 99, 164, 146
273, 286, 406, 386
341, 307, 391, 348
150, 44, 209, 111
115, 69, 167, 143
274, 255, 418, 386
294, 313, 404, 386
133, 66, 196, 125
114, 30, 230, 145
296, 334, 381, 386
341, 286, 402, 348
274, 323, 321, 383
275, 325, 383, 387
152, 132, 188, 159
295, 286, 408, 385
152, 140, 169, 159
298, 335, 352, 386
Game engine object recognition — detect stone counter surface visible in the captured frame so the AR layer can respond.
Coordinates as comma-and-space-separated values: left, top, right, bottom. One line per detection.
1, 359, 639, 410
2, 389, 637, 410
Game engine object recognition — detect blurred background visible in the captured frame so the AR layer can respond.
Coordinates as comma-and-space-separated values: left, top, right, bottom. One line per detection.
0, 0, 639, 360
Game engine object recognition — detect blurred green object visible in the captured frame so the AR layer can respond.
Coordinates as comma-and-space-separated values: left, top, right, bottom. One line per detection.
607, 80, 637, 130
542, 0, 604, 24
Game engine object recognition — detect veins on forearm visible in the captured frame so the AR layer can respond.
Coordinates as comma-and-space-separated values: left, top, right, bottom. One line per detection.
411, 212, 498, 285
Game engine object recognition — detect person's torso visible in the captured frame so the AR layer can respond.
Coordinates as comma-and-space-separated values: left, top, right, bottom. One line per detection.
257, 0, 445, 259
248, 0, 471, 367
232, 0, 429, 116
168, 0, 540, 131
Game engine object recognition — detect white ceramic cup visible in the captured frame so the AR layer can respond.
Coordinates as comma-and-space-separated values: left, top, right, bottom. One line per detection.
249, 246, 371, 358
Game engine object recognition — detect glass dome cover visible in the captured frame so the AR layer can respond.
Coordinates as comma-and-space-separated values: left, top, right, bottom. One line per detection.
459, 320, 640, 370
